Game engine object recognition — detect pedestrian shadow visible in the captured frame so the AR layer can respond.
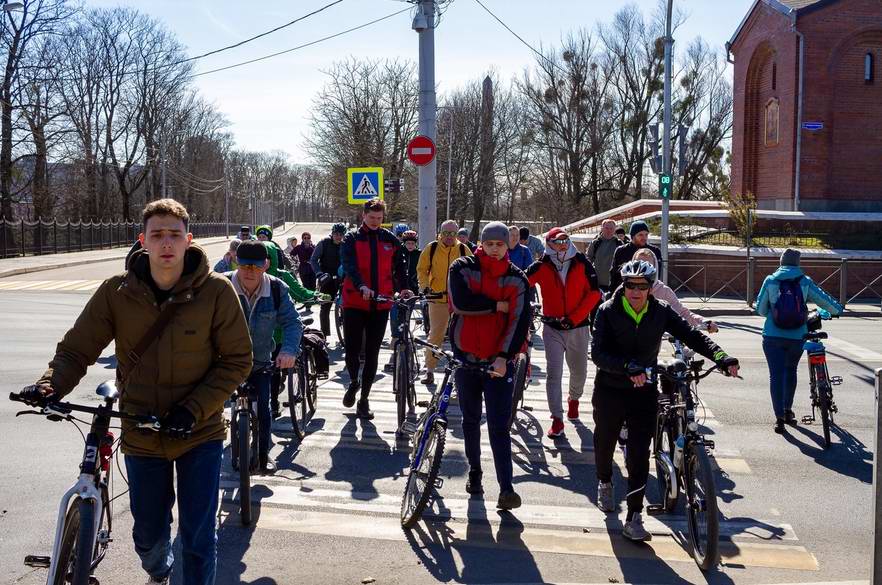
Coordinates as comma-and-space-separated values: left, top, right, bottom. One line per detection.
324, 416, 410, 500
214, 477, 277, 585
403, 498, 544, 584
782, 423, 873, 483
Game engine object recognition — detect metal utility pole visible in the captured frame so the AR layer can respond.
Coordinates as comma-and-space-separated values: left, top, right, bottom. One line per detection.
660, 0, 674, 282
445, 108, 454, 220
160, 139, 168, 199
224, 174, 230, 239
414, 0, 437, 249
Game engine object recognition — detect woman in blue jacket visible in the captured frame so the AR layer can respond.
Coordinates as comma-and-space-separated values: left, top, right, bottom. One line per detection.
755, 249, 843, 434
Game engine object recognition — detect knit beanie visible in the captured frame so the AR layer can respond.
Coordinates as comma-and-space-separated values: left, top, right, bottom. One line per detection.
780, 248, 801, 267
629, 220, 649, 238
481, 221, 510, 243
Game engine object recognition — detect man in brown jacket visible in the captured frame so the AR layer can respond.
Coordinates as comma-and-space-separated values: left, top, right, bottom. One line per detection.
20, 199, 252, 585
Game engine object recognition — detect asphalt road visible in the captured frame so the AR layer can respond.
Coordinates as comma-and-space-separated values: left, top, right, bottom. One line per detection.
0, 241, 877, 585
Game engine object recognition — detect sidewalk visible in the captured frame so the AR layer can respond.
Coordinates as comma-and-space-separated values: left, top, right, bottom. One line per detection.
0, 222, 300, 279
682, 296, 880, 317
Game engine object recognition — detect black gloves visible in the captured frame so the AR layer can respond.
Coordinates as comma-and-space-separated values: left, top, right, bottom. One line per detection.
162, 405, 196, 439
19, 384, 57, 406
559, 317, 574, 330
715, 354, 740, 373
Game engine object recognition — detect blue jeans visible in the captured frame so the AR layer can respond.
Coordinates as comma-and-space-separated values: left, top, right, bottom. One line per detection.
762, 336, 805, 419
389, 303, 402, 339
249, 369, 274, 456
456, 360, 514, 492
124, 440, 223, 585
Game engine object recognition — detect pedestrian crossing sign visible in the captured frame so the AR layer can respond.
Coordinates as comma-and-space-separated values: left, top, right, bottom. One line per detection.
347, 167, 384, 204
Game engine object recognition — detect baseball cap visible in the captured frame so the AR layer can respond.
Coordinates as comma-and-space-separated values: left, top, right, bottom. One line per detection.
236, 240, 268, 266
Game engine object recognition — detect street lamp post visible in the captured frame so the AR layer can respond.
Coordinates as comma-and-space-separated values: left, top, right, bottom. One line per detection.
660, 0, 674, 282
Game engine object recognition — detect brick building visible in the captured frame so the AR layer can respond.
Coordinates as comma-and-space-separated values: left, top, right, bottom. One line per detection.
728, 0, 882, 211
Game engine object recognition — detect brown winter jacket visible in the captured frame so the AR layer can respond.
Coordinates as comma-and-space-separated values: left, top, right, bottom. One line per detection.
37, 244, 253, 460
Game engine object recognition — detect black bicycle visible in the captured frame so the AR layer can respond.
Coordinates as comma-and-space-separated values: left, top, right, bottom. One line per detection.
509, 302, 544, 431
400, 338, 491, 528
379, 292, 441, 433
285, 302, 329, 440
10, 383, 163, 585
649, 358, 736, 571
230, 364, 274, 525
802, 308, 841, 448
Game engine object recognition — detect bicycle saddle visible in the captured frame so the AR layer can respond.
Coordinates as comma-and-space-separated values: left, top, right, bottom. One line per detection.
803, 331, 828, 341
658, 358, 687, 373
96, 380, 119, 401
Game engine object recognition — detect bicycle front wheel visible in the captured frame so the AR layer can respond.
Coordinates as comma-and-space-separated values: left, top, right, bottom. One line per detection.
306, 352, 318, 414
685, 444, 719, 571
508, 355, 528, 431
286, 369, 304, 442
401, 420, 446, 528
237, 413, 252, 525
334, 299, 345, 345
53, 498, 95, 585
394, 345, 409, 430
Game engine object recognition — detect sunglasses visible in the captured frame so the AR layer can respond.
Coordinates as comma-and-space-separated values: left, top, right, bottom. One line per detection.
624, 281, 651, 291
238, 263, 264, 271
550, 238, 569, 244
440, 231, 457, 237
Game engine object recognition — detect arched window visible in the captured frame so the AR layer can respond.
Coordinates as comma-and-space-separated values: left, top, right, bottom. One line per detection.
772, 63, 777, 90
866, 52, 875, 84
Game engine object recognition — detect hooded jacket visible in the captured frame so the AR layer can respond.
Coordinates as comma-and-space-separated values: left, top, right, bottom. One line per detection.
609, 242, 663, 291
755, 265, 842, 339
447, 249, 531, 362
416, 238, 472, 302
37, 245, 252, 459
591, 287, 725, 391
526, 241, 601, 329
264, 241, 315, 303
340, 225, 408, 311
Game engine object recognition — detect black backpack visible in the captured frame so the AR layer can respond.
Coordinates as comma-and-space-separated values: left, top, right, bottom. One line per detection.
302, 328, 330, 379
428, 241, 467, 273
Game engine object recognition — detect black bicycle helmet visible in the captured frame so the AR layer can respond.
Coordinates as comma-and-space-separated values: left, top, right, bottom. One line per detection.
331, 222, 347, 235
619, 259, 657, 284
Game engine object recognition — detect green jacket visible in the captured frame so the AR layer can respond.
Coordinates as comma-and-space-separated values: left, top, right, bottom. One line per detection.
263, 241, 315, 344
38, 245, 252, 460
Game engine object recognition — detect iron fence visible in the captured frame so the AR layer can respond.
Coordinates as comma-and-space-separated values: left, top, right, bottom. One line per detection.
0, 217, 257, 259
662, 224, 881, 251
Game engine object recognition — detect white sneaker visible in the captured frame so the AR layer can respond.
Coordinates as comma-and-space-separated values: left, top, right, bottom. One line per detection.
623, 512, 652, 542
597, 481, 614, 513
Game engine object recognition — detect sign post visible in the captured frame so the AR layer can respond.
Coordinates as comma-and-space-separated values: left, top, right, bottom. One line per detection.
347, 167, 384, 205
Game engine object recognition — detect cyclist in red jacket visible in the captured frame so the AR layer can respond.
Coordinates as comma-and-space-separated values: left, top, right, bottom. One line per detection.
339, 198, 412, 419
448, 221, 531, 510
527, 227, 602, 438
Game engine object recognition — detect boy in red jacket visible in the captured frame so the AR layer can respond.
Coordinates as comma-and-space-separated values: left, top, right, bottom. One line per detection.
448, 222, 531, 510
527, 227, 602, 438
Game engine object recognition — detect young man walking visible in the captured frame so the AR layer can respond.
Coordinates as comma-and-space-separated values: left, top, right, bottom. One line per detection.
19, 199, 252, 584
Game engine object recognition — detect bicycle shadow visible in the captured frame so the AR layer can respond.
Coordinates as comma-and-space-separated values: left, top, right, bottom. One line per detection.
781, 423, 873, 483
324, 416, 410, 500
213, 479, 277, 585
403, 498, 544, 584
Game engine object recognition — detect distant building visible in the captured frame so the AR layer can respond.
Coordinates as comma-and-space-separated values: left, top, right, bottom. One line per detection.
727, 0, 882, 211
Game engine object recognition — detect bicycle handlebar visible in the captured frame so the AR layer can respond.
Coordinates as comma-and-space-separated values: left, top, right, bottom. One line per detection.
412, 338, 497, 375
9, 393, 162, 431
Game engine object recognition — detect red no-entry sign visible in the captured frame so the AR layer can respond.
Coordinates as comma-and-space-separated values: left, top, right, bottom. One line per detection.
407, 135, 436, 166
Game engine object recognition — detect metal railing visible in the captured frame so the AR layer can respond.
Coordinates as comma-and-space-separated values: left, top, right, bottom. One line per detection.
0, 217, 260, 259
667, 257, 882, 309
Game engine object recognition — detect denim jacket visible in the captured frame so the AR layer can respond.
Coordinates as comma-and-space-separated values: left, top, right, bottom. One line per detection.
755, 265, 843, 340
229, 271, 303, 367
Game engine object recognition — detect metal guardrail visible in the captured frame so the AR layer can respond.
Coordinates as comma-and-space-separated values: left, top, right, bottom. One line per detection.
0, 217, 263, 259
668, 257, 882, 309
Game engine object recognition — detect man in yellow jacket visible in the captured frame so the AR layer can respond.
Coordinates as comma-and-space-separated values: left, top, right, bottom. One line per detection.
417, 219, 473, 384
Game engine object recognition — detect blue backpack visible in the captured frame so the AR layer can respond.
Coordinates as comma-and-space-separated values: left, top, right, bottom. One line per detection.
772, 277, 807, 329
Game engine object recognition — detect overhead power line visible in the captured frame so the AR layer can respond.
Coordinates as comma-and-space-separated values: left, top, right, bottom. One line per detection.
191, 7, 411, 78
471, 0, 564, 74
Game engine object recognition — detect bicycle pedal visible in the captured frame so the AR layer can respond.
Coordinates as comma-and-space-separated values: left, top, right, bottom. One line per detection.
24, 555, 50, 568
704, 440, 715, 450
433, 477, 444, 489
317, 374, 329, 380
831, 376, 843, 386
400, 422, 418, 435
417, 400, 430, 408
801, 415, 814, 424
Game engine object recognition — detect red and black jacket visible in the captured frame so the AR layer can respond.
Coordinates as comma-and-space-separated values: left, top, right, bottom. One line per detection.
447, 249, 531, 362
526, 253, 602, 329
340, 225, 407, 311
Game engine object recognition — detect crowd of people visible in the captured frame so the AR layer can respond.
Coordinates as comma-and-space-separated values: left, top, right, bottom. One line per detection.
17, 195, 853, 584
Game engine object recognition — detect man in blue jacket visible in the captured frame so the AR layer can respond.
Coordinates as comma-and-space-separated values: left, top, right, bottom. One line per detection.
228, 241, 304, 472
755, 248, 842, 434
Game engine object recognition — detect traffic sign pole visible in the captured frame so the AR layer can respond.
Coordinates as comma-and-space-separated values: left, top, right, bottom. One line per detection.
660, 0, 674, 283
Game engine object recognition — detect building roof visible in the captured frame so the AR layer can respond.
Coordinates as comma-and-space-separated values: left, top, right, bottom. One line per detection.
727, 0, 840, 53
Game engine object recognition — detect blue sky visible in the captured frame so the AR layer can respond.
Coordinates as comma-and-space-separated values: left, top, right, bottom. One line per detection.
83, 0, 755, 161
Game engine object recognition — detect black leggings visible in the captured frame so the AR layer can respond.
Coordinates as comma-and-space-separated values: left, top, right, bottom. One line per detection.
592, 385, 658, 518
319, 280, 340, 337
343, 308, 389, 399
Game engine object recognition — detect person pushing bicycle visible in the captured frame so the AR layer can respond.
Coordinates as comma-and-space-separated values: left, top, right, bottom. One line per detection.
18, 199, 252, 585
447, 221, 531, 510
526, 227, 602, 438
591, 260, 739, 542
227, 240, 303, 474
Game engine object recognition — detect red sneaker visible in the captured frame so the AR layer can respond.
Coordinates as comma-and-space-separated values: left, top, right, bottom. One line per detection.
547, 416, 565, 438
567, 399, 579, 420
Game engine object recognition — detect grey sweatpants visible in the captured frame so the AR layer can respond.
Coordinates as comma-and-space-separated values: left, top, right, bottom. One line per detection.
542, 325, 591, 419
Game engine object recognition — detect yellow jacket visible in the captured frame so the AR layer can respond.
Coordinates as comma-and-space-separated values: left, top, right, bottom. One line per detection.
417, 239, 473, 302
